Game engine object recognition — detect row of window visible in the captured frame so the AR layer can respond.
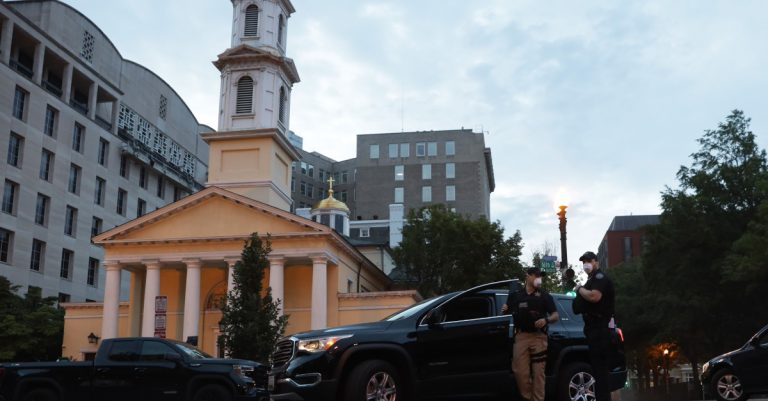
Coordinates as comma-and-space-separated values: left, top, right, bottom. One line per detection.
0, 227, 99, 286
292, 178, 349, 202
394, 163, 456, 181
293, 162, 351, 184
393, 185, 457, 203
370, 141, 456, 159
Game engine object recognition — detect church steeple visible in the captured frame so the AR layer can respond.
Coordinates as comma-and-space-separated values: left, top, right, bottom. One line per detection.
202, 0, 300, 212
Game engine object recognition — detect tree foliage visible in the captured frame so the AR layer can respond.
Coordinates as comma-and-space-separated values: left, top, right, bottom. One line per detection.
393, 205, 525, 296
0, 277, 63, 361
219, 233, 288, 363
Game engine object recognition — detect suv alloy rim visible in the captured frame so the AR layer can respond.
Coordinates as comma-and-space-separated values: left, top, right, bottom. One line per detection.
717, 374, 743, 401
366, 371, 397, 401
569, 372, 596, 401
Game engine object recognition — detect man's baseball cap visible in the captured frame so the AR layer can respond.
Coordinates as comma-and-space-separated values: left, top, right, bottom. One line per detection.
526, 267, 547, 277
579, 251, 598, 262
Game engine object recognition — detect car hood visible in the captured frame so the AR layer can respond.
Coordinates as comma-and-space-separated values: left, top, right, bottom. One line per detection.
196, 358, 265, 367
292, 321, 393, 339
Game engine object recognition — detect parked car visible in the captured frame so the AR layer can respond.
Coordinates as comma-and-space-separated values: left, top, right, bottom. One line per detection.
0, 337, 269, 401
269, 280, 627, 401
701, 323, 768, 401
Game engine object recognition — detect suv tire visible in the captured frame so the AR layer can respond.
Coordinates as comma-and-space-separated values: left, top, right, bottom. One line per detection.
559, 362, 596, 401
193, 384, 232, 401
343, 359, 404, 401
22, 388, 58, 401
711, 368, 747, 401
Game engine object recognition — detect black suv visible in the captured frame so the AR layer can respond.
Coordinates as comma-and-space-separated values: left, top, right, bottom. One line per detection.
269, 280, 627, 401
701, 323, 768, 401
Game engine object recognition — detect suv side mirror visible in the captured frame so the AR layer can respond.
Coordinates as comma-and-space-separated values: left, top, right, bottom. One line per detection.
425, 308, 444, 328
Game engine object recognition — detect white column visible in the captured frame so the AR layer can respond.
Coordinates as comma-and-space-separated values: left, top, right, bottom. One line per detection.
62, 63, 73, 102
32, 42, 44, 84
224, 257, 238, 295
101, 261, 122, 339
182, 259, 202, 343
87, 82, 98, 119
1, 20, 13, 65
268, 256, 285, 315
310, 256, 327, 330
141, 261, 161, 337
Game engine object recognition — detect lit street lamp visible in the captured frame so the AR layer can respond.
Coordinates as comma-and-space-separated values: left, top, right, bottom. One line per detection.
663, 348, 670, 399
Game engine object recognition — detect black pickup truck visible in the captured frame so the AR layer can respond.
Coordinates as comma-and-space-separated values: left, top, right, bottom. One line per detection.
0, 337, 268, 401
269, 280, 627, 401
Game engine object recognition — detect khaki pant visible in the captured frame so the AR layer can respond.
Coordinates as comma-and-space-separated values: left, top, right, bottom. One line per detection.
512, 331, 548, 401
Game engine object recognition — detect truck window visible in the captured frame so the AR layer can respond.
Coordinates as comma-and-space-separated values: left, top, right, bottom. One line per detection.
557, 299, 583, 323
107, 340, 140, 362
443, 296, 493, 322
140, 340, 179, 361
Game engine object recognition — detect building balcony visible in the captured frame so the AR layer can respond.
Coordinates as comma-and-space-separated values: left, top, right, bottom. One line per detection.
10, 59, 33, 79
42, 80, 63, 97
95, 115, 112, 131
70, 99, 88, 115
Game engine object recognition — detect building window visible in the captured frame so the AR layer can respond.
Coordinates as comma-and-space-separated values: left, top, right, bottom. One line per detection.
623, 237, 633, 262
307, 164, 315, 178
416, 142, 426, 157
244, 5, 259, 36
422, 164, 432, 180
30, 239, 45, 272
389, 143, 398, 158
35, 194, 49, 226
58, 292, 71, 304
299, 181, 307, 196
156, 176, 165, 199
422, 186, 432, 202
0, 228, 13, 263
65, 206, 78, 237
360, 227, 370, 238
291, 177, 295, 192
139, 166, 148, 189
2, 180, 18, 215
119, 155, 130, 178
277, 14, 285, 46
394, 165, 404, 181
7, 132, 23, 167
72, 123, 85, 153
278, 87, 287, 124
341, 171, 349, 183
446, 185, 456, 202
427, 142, 438, 156
39, 149, 54, 181
446, 163, 456, 179
117, 188, 127, 216
370, 144, 379, 159
91, 217, 103, 237
300, 162, 307, 175
80, 30, 95, 62
307, 184, 314, 199
137, 198, 146, 217
98, 138, 109, 166
13, 86, 27, 120
446, 141, 456, 156
159, 95, 168, 120
87, 257, 99, 286
400, 143, 410, 158
60, 249, 74, 279
94, 177, 106, 206
44, 106, 58, 137
394, 187, 404, 203
173, 186, 183, 202
68, 164, 81, 194
236, 76, 254, 114
318, 169, 326, 182
339, 190, 348, 202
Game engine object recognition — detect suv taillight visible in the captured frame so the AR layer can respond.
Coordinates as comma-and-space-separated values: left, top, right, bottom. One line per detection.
0, 367, 5, 381
617, 328, 625, 343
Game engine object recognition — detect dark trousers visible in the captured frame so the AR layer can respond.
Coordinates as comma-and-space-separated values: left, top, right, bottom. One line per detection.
584, 325, 612, 401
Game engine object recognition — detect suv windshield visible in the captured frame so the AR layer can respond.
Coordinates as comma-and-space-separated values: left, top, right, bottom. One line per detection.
382, 296, 445, 321
175, 342, 212, 360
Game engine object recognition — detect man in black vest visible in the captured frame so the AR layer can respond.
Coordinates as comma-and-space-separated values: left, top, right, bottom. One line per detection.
574, 251, 616, 401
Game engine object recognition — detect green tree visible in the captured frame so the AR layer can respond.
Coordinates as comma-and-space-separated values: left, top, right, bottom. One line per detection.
0, 277, 63, 361
393, 205, 524, 296
219, 233, 288, 362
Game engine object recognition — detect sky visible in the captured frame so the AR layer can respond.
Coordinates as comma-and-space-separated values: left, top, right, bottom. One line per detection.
63, 0, 768, 265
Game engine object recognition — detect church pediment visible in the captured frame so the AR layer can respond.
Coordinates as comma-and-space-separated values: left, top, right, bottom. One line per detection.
94, 187, 326, 243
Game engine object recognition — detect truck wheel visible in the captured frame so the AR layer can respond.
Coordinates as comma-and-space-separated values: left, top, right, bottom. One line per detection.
193, 384, 232, 401
22, 388, 58, 401
559, 362, 595, 401
711, 369, 746, 401
343, 359, 404, 401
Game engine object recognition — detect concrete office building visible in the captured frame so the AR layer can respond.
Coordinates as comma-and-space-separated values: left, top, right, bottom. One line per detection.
0, 1, 209, 303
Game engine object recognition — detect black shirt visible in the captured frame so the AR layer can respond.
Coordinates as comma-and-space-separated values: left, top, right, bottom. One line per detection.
581, 270, 615, 326
505, 288, 556, 332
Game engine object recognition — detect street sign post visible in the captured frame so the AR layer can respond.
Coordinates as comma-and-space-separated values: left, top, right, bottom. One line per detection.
154, 295, 167, 338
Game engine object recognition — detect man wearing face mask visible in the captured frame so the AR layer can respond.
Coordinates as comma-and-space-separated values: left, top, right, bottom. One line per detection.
573, 251, 616, 401
502, 267, 559, 401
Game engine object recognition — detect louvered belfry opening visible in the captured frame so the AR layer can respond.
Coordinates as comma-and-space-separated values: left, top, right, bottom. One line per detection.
278, 87, 286, 122
244, 5, 259, 36
236, 76, 254, 114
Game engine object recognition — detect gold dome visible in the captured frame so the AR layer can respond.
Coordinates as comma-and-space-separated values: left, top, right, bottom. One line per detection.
313, 189, 350, 213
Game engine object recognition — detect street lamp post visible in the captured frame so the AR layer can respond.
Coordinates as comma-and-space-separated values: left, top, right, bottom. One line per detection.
663, 348, 670, 399
557, 205, 568, 273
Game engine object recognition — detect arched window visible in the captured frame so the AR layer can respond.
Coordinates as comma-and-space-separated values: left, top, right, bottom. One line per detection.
278, 86, 287, 123
236, 76, 254, 114
244, 5, 259, 37
278, 14, 285, 46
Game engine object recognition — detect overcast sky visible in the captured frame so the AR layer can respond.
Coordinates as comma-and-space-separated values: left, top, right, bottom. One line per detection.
64, 0, 768, 265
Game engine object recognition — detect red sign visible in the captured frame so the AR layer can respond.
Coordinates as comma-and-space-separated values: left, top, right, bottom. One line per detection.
154, 296, 167, 338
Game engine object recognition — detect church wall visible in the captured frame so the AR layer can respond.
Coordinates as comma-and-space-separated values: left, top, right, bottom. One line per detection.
61, 303, 130, 361
283, 264, 312, 335
338, 291, 421, 326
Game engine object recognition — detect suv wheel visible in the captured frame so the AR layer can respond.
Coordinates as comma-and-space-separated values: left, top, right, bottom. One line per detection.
712, 369, 746, 401
344, 359, 404, 401
559, 362, 596, 401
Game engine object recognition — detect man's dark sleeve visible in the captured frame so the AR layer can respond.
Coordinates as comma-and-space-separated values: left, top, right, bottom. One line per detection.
591, 275, 611, 295
544, 293, 557, 314
504, 291, 516, 315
